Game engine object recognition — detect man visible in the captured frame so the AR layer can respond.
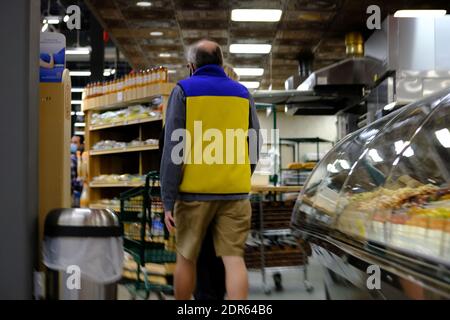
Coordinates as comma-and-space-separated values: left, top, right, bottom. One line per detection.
160, 39, 261, 300
70, 135, 83, 207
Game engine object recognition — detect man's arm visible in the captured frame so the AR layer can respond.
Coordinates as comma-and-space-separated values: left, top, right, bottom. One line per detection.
160, 85, 186, 214
248, 95, 262, 174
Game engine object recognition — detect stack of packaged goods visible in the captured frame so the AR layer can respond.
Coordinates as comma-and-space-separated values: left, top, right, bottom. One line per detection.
82, 66, 169, 109
90, 105, 162, 127
91, 174, 146, 185
91, 138, 159, 152
122, 252, 173, 285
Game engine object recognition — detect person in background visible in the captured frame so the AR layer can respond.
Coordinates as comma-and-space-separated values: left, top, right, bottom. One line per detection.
71, 135, 83, 207
193, 63, 241, 301
161, 39, 261, 300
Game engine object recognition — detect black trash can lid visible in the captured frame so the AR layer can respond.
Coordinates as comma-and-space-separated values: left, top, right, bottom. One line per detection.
44, 208, 123, 238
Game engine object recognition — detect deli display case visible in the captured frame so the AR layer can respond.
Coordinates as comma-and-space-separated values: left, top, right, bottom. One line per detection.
292, 89, 450, 299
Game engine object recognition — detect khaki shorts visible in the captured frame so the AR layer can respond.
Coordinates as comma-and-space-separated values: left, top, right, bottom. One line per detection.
174, 199, 251, 262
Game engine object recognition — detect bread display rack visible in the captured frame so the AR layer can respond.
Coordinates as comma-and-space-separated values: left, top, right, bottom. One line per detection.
83, 81, 175, 209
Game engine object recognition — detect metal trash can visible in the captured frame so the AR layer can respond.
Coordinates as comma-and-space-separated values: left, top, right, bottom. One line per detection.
43, 208, 124, 300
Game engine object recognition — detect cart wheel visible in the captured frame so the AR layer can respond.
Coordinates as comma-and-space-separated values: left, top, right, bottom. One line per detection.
273, 273, 283, 292
304, 280, 314, 293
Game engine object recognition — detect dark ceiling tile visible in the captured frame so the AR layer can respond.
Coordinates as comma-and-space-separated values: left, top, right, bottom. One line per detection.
122, 8, 175, 20
174, 0, 230, 10
176, 10, 228, 20
178, 20, 229, 29
284, 10, 334, 23
287, 0, 341, 11
181, 29, 228, 39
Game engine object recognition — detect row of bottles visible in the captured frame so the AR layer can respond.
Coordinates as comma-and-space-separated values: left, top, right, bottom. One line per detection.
82, 66, 169, 106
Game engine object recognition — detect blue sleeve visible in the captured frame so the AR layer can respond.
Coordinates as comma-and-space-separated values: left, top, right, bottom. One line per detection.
160, 85, 186, 211
248, 95, 262, 174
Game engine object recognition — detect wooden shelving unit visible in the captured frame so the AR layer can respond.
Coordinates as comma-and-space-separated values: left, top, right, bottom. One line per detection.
90, 144, 159, 156
89, 116, 162, 131
84, 83, 174, 208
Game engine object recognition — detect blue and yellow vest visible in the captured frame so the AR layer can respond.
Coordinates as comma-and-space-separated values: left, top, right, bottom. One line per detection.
177, 64, 251, 194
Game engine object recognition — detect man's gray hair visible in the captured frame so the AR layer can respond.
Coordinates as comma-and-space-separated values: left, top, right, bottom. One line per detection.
186, 39, 223, 68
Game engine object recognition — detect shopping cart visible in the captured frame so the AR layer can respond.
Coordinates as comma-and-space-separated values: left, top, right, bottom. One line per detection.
119, 171, 176, 300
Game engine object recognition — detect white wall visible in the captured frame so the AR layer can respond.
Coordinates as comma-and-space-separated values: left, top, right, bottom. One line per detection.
257, 110, 337, 167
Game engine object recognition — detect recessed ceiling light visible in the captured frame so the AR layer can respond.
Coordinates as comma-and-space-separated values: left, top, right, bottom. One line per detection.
240, 81, 260, 89
150, 31, 163, 36
394, 10, 446, 17
70, 71, 91, 77
230, 44, 271, 54
136, 1, 152, 7
45, 16, 61, 24
159, 53, 171, 57
66, 47, 91, 55
231, 9, 282, 22
234, 67, 264, 76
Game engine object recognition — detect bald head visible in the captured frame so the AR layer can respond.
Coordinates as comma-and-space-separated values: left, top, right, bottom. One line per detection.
187, 39, 223, 69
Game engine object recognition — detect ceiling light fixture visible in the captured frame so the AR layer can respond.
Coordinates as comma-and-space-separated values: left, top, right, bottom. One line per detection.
74, 123, 86, 127
70, 71, 91, 77
435, 128, 450, 148
66, 47, 91, 55
234, 67, 264, 76
240, 81, 260, 89
150, 31, 163, 36
383, 101, 397, 111
41, 23, 48, 32
394, 10, 446, 18
230, 44, 271, 54
63, 15, 69, 22
71, 88, 84, 93
231, 9, 282, 22
159, 53, 171, 57
168, 70, 177, 74
45, 16, 61, 24
71, 100, 82, 105
136, 1, 152, 7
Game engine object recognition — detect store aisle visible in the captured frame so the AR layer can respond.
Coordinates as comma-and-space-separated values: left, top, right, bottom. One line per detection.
118, 255, 325, 300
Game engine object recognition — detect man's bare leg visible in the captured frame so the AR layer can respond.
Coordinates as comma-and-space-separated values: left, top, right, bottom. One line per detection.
222, 256, 248, 299
174, 253, 196, 300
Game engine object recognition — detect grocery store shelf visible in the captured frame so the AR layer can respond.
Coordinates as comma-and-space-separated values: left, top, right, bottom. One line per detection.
89, 116, 161, 131
83, 83, 175, 112
262, 229, 292, 236
90, 144, 158, 156
251, 185, 303, 193
89, 203, 120, 211
89, 181, 144, 188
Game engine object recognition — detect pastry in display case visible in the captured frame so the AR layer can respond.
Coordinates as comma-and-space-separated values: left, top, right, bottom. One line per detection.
292, 88, 450, 299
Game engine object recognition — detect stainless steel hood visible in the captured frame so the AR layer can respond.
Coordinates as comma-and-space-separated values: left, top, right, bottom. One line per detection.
297, 56, 386, 92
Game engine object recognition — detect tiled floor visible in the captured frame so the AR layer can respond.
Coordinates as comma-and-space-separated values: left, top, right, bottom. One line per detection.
118, 255, 326, 300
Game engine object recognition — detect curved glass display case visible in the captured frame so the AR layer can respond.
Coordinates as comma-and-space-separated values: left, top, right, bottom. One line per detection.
292, 89, 450, 299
